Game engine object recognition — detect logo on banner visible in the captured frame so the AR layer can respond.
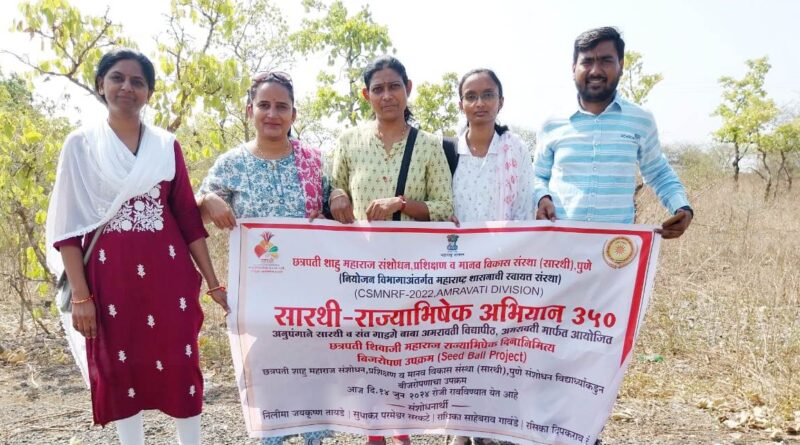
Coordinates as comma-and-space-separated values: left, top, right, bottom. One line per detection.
441, 234, 464, 258
603, 236, 638, 269
250, 231, 284, 273
254, 231, 279, 261
447, 234, 459, 251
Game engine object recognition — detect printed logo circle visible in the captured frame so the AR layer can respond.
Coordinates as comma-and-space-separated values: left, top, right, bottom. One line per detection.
603, 236, 638, 269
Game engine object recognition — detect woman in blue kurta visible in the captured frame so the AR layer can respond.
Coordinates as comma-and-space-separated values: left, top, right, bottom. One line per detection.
197, 71, 330, 445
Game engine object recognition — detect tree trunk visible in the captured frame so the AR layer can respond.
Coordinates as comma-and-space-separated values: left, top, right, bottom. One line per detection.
779, 152, 793, 191
733, 142, 741, 183
774, 152, 787, 199
759, 150, 772, 201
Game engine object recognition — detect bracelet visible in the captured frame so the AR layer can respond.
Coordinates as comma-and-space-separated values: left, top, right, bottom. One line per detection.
71, 294, 94, 304
330, 191, 348, 201
206, 285, 226, 296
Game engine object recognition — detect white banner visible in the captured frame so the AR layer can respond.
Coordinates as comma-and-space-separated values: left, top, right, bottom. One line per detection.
226, 218, 662, 445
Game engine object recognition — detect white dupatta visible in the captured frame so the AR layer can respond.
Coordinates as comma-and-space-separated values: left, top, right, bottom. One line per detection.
45, 119, 176, 275
44, 119, 175, 386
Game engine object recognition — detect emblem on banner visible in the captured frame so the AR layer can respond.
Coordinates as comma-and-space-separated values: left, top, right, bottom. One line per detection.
603, 236, 637, 269
254, 231, 279, 262
440, 234, 464, 258
447, 234, 459, 251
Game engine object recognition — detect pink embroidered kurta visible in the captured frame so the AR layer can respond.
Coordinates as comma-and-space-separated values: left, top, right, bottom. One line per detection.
55, 142, 208, 425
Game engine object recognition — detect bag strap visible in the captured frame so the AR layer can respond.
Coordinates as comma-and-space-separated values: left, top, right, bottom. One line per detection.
442, 136, 458, 176
83, 224, 106, 263
56, 223, 107, 287
392, 126, 418, 221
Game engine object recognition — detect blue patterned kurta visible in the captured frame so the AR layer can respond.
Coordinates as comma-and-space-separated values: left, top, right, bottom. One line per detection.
199, 145, 306, 218
199, 143, 331, 445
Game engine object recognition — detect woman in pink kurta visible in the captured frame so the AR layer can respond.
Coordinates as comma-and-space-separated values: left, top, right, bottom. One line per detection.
45, 49, 227, 444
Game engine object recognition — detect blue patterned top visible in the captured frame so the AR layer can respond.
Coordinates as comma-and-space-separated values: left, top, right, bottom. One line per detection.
199, 145, 306, 218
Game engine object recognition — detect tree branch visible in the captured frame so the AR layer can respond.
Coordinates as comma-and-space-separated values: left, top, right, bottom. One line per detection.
0, 50, 101, 101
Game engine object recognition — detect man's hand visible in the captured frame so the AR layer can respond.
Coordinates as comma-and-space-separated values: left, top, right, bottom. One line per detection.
330, 189, 355, 224
656, 209, 693, 239
536, 196, 557, 222
366, 197, 403, 221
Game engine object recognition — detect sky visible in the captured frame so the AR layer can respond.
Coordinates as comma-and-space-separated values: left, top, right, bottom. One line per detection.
1, 0, 799, 145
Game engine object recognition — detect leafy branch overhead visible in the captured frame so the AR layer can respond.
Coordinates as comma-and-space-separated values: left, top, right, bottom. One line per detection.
290, 0, 393, 126
6, 0, 135, 103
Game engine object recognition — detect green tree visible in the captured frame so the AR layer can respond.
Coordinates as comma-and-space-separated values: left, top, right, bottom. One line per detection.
221, 0, 294, 142
0, 73, 72, 331
412, 72, 459, 136
290, 0, 393, 126
713, 57, 777, 184
762, 116, 800, 195
619, 50, 663, 105
151, 0, 245, 136
4, 0, 135, 103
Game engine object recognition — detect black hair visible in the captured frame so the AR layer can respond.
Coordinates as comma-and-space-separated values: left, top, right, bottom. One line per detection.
458, 68, 509, 136
94, 48, 156, 104
573, 27, 625, 63
362, 55, 413, 123
247, 72, 295, 107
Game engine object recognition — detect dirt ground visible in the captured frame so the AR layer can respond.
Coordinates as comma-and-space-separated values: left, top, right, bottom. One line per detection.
0, 330, 792, 445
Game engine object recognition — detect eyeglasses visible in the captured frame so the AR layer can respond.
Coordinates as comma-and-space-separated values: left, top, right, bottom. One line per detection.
461, 91, 499, 103
251, 70, 293, 86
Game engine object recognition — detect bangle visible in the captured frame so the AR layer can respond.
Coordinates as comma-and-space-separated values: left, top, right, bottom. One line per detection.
206, 285, 226, 296
330, 191, 348, 201
397, 194, 407, 213
71, 294, 93, 304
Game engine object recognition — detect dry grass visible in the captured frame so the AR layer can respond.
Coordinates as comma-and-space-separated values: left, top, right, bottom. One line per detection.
626, 175, 800, 431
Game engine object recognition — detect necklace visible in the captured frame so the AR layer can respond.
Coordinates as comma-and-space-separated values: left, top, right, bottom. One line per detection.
253, 138, 292, 160
376, 122, 409, 143
465, 129, 490, 158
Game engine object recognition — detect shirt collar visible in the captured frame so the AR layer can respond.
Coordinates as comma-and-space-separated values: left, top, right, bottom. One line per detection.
572, 91, 623, 118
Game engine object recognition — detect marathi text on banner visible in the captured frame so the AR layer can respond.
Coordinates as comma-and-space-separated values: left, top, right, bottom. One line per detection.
226, 219, 661, 445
